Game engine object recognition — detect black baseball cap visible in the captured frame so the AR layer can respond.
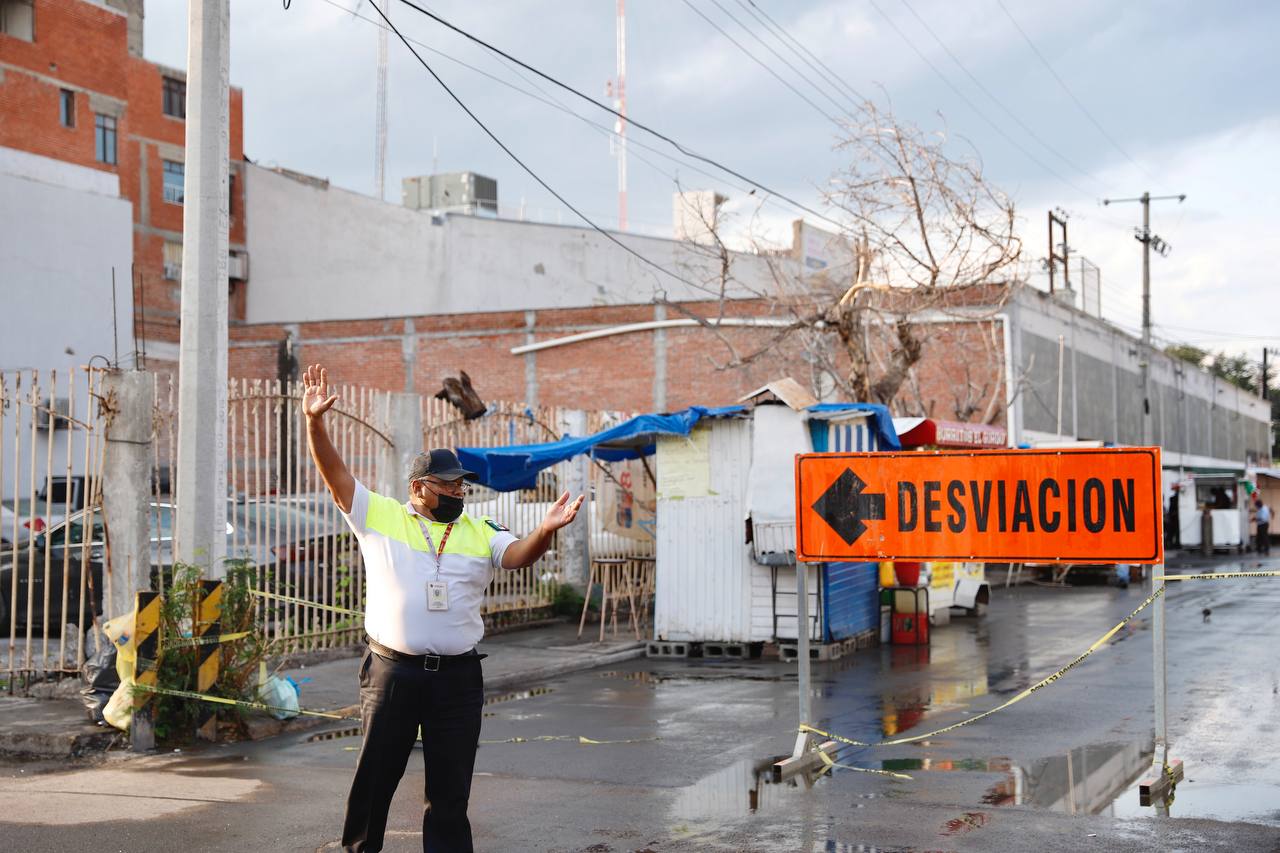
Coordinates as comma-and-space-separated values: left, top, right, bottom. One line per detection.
409, 448, 478, 483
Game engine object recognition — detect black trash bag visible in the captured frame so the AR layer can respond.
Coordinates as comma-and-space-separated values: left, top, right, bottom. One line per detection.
80, 643, 118, 726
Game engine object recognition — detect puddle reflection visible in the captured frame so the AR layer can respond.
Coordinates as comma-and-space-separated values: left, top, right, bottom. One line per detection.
483, 686, 553, 706
1110, 779, 1280, 825
672, 756, 836, 820
979, 740, 1151, 814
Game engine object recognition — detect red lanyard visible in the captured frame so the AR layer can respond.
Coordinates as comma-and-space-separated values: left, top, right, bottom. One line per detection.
417, 519, 455, 576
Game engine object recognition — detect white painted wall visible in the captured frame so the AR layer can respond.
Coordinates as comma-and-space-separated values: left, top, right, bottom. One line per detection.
0, 147, 133, 370
0, 147, 132, 502
244, 163, 779, 323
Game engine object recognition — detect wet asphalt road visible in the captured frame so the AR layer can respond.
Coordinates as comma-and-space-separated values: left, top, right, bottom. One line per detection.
2, 555, 1279, 852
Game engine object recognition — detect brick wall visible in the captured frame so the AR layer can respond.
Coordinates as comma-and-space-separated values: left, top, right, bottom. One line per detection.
221, 299, 1006, 424
1, 0, 246, 348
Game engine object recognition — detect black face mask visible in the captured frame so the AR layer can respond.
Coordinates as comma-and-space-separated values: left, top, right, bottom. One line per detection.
432, 493, 465, 523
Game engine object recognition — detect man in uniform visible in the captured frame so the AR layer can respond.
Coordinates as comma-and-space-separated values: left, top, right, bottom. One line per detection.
301, 364, 584, 853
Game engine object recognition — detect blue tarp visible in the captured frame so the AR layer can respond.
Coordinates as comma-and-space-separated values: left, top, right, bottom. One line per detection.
457, 405, 746, 492
805, 403, 901, 450
458, 400, 899, 492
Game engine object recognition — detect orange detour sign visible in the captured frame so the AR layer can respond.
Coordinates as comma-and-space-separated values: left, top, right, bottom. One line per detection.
795, 448, 1163, 564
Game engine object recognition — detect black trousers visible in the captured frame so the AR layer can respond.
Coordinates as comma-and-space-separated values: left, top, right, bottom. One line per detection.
342, 647, 484, 853
1259, 522, 1271, 555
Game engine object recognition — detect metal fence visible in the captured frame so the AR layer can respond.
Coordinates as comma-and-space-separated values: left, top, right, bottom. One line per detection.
423, 401, 656, 621
152, 375, 392, 653
1, 367, 106, 684
3, 367, 656, 680
146, 383, 654, 653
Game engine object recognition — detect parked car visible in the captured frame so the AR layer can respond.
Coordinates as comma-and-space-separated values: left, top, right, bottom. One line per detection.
0, 499, 336, 635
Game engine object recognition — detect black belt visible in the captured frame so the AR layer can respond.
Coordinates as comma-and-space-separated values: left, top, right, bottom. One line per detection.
366, 637, 485, 671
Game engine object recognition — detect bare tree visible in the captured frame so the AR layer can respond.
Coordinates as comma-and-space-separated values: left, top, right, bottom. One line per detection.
667, 100, 1023, 420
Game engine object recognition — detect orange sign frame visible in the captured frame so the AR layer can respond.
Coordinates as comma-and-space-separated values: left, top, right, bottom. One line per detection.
795, 448, 1163, 564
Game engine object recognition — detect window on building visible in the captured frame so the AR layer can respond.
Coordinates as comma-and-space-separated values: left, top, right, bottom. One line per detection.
162, 160, 184, 205
162, 76, 186, 119
94, 114, 117, 165
0, 0, 35, 42
59, 89, 75, 128
163, 241, 183, 281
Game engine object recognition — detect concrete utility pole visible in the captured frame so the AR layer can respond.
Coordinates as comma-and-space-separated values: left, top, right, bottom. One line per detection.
1102, 189, 1185, 805
175, 0, 231, 574
374, 0, 389, 200
606, 0, 627, 231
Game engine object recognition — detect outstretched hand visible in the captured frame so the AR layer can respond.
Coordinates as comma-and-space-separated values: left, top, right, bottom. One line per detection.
540, 491, 585, 534
302, 363, 339, 419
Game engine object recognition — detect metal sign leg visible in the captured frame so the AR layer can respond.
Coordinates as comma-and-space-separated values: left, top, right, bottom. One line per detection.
1139, 563, 1184, 804
772, 562, 837, 782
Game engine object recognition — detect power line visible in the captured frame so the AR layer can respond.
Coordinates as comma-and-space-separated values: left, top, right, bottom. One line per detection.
739, 0, 870, 106
1155, 323, 1278, 342
389, 0, 849, 232
703, 0, 859, 118
679, 0, 844, 128
995, 0, 1153, 180
897, 0, 1102, 190
866, 0, 1097, 201
361, 0, 725, 300
316, 0, 792, 230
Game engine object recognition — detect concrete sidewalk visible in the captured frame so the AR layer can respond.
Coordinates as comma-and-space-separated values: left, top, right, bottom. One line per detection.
0, 619, 645, 760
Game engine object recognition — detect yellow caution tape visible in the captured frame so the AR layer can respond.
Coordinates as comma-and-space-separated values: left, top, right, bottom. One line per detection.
801, 584, 1165, 748
1164, 570, 1280, 581
134, 683, 361, 722
250, 589, 363, 616
166, 631, 255, 647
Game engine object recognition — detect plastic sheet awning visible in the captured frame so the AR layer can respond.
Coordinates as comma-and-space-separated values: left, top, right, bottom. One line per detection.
457, 405, 746, 492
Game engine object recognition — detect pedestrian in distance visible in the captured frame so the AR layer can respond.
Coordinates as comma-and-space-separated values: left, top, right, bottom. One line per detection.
301, 363, 585, 853
1256, 498, 1272, 556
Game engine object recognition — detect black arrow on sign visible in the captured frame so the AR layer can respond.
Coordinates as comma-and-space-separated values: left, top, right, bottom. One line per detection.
811, 467, 886, 546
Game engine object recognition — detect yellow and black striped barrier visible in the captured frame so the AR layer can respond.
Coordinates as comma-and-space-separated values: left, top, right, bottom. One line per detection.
195, 580, 223, 741
132, 591, 161, 711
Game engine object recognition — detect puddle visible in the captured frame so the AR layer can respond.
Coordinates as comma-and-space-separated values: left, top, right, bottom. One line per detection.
879, 675, 989, 737
596, 670, 791, 684
307, 726, 361, 742
483, 686, 554, 706
1109, 780, 1280, 825
671, 755, 835, 820
981, 740, 1151, 813
883, 757, 1011, 774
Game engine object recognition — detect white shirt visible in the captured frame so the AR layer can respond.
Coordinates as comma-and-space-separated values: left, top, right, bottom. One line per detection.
1258, 504, 1272, 525
341, 480, 517, 655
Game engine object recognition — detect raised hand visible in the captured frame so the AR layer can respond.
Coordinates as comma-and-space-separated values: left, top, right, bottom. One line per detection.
302, 363, 339, 419
541, 491, 585, 533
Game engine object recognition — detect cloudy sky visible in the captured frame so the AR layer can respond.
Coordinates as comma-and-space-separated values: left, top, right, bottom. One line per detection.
145, 1, 1277, 359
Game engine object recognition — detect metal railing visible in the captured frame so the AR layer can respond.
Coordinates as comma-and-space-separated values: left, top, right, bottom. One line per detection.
151, 375, 392, 653
1, 367, 106, 684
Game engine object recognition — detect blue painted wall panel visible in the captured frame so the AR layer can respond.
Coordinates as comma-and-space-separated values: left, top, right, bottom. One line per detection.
822, 561, 880, 641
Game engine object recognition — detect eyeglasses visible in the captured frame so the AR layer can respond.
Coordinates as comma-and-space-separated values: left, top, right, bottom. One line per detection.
418, 477, 472, 495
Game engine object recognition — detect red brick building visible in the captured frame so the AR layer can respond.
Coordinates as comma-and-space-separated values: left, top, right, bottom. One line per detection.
0, 0, 245, 347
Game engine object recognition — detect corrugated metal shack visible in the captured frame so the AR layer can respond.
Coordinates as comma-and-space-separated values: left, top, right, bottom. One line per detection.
653, 382, 898, 652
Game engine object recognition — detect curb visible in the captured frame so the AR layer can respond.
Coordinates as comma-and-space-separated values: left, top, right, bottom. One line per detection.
0, 726, 124, 760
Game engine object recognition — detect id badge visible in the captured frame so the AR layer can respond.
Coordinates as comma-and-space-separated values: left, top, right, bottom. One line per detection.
427, 580, 450, 611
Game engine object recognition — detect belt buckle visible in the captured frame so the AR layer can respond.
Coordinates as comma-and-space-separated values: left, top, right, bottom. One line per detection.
423, 654, 441, 672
